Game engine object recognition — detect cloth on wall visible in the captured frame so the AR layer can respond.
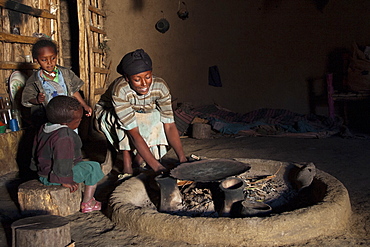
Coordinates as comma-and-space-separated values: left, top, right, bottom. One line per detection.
347, 42, 370, 92
208, 66, 222, 87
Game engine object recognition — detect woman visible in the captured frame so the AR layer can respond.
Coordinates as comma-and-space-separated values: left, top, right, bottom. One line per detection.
95, 49, 187, 180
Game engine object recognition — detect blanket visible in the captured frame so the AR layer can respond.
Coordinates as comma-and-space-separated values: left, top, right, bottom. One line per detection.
174, 104, 344, 138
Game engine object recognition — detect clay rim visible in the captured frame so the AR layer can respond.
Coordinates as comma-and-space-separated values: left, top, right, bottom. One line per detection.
110, 158, 352, 246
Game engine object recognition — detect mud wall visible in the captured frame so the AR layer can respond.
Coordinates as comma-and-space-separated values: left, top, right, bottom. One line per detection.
104, 0, 370, 115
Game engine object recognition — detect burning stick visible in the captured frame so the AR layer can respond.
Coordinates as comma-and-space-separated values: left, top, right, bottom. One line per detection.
249, 164, 283, 185
177, 180, 193, 186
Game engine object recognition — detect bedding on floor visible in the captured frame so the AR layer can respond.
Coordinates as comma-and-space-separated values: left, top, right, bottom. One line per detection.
174, 104, 345, 138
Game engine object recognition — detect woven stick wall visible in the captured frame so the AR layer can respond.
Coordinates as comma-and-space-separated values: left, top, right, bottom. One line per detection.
77, 0, 108, 107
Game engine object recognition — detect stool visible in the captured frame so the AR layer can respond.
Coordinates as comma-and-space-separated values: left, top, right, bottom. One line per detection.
192, 123, 211, 139
11, 215, 73, 247
18, 180, 82, 217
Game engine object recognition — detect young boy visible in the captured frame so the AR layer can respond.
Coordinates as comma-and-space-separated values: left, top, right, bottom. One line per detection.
30, 96, 104, 213
22, 39, 92, 127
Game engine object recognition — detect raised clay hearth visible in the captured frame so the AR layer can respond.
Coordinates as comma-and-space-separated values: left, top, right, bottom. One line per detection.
109, 158, 351, 246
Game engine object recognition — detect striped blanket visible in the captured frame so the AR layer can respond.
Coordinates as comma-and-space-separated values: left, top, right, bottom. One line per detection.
174, 104, 343, 137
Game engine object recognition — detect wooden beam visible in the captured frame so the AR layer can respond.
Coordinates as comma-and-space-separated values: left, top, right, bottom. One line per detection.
94, 67, 109, 74
94, 88, 105, 95
88, 5, 106, 17
0, 0, 56, 19
92, 47, 105, 54
0, 61, 39, 70
90, 25, 106, 35
0, 32, 39, 44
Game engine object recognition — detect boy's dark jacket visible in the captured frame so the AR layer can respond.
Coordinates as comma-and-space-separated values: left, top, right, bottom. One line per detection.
31, 123, 83, 184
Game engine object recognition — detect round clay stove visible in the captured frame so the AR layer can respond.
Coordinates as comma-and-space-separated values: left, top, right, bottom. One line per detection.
110, 158, 351, 246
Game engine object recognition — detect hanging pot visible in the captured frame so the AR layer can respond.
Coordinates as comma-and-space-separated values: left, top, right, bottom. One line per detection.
177, 1, 189, 20
155, 18, 170, 33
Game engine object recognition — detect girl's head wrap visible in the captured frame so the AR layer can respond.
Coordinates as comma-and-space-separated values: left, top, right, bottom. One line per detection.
116, 49, 152, 76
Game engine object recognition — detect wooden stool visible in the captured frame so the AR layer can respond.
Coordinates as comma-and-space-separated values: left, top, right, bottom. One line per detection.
11, 215, 73, 247
192, 123, 211, 139
18, 180, 82, 217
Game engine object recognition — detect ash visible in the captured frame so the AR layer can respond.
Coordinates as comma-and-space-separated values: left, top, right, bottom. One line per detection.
237, 174, 299, 210
176, 182, 219, 217
174, 172, 301, 217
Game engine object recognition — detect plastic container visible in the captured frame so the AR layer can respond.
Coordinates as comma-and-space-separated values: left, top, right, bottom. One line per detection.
11, 109, 21, 128
3, 97, 11, 109
9, 119, 19, 131
3, 97, 11, 121
25, 55, 32, 63
0, 117, 6, 133
0, 125, 6, 133
0, 109, 9, 125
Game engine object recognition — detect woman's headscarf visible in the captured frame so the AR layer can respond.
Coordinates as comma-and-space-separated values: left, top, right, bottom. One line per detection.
116, 49, 152, 76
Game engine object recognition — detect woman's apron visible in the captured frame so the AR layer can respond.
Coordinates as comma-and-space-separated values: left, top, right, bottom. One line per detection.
97, 107, 168, 160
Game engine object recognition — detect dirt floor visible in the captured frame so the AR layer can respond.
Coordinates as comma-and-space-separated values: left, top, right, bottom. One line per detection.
1, 129, 370, 246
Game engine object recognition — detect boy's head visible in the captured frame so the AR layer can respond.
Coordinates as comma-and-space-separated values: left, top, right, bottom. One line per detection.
32, 39, 58, 73
46, 96, 83, 129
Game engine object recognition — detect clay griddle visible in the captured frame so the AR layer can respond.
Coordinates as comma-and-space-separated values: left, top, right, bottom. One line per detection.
170, 159, 251, 182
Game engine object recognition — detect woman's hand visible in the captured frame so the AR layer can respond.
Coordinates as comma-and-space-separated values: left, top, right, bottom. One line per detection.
128, 127, 166, 172
62, 182, 79, 193
179, 157, 188, 163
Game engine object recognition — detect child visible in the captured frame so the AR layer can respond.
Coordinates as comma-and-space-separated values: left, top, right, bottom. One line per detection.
30, 95, 104, 213
95, 49, 187, 181
22, 39, 92, 127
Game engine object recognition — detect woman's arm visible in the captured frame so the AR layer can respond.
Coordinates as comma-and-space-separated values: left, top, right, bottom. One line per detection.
127, 127, 166, 172
164, 122, 187, 163
73, 91, 92, 116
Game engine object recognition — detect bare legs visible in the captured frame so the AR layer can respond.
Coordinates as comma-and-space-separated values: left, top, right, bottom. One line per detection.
100, 143, 117, 176
122, 150, 145, 174
121, 150, 164, 175
122, 150, 133, 174
83, 184, 97, 203
81, 184, 101, 213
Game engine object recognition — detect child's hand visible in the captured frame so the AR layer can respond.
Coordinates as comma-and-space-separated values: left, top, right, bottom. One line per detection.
62, 182, 79, 193
84, 105, 93, 117
36, 93, 45, 104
